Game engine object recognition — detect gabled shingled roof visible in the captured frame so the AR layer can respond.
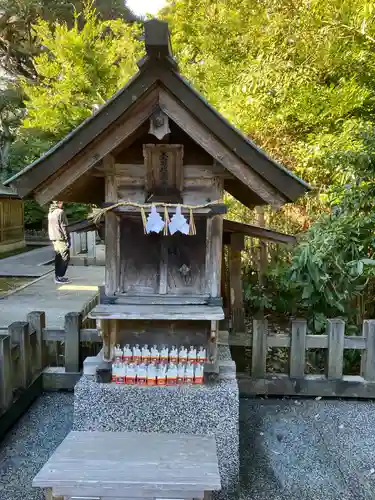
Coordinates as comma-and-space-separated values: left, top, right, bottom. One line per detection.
5, 19, 309, 206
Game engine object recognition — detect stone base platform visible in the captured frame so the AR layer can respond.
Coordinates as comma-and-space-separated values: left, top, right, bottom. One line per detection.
73, 365, 239, 500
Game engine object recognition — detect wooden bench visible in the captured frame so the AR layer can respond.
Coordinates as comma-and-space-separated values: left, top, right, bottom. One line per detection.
33, 431, 221, 500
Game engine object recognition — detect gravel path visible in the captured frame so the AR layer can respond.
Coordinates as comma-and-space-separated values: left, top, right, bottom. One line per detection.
1, 393, 375, 500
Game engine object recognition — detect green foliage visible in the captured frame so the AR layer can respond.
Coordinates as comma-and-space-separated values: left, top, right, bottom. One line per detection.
21, 3, 142, 137
289, 212, 375, 329
5, 3, 142, 227
0, 0, 136, 80
164, 0, 375, 329
0, 86, 25, 176
164, 0, 375, 189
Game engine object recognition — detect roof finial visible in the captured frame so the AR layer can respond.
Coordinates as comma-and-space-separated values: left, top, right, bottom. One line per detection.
144, 19, 174, 61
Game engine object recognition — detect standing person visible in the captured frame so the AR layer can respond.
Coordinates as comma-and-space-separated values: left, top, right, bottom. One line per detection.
48, 200, 71, 284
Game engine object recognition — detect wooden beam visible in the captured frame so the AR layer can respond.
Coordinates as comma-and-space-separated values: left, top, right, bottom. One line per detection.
27, 311, 46, 373
42, 367, 81, 391
256, 207, 268, 294
252, 319, 267, 378
220, 330, 369, 350
0, 334, 12, 411
326, 319, 345, 380
9, 321, 31, 389
289, 319, 307, 378
34, 88, 159, 205
223, 219, 296, 245
237, 373, 375, 398
229, 233, 245, 333
159, 240, 168, 294
64, 312, 81, 374
205, 215, 223, 297
159, 89, 286, 208
105, 154, 119, 296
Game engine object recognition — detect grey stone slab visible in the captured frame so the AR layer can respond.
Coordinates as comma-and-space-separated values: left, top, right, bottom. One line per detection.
33, 431, 221, 495
0, 266, 104, 328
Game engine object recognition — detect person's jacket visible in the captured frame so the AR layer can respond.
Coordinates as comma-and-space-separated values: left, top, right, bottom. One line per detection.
48, 202, 69, 242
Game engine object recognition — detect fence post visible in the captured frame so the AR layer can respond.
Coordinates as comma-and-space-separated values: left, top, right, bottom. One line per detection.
326, 319, 345, 380
64, 312, 82, 373
252, 318, 267, 378
0, 335, 12, 410
9, 321, 31, 389
290, 319, 307, 378
362, 320, 375, 381
27, 311, 46, 374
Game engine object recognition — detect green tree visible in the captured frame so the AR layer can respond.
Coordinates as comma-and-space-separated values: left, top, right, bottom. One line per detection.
163, 0, 375, 327
7, 3, 142, 226
163, 0, 375, 190
0, 85, 25, 177
0, 0, 137, 81
20, 3, 142, 138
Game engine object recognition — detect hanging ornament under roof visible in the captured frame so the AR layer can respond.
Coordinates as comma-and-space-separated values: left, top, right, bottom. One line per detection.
145, 206, 165, 234
169, 205, 189, 235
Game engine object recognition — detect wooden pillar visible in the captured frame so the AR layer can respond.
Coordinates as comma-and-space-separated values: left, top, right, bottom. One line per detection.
229, 233, 245, 333
86, 230, 96, 264
256, 207, 267, 288
100, 319, 118, 361
104, 154, 119, 296
64, 312, 81, 373
0, 334, 12, 410
27, 311, 46, 374
221, 247, 229, 313
205, 215, 223, 297
9, 321, 31, 389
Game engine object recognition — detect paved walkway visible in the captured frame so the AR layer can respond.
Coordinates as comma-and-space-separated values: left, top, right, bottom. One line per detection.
0, 246, 54, 277
1, 395, 374, 500
0, 266, 104, 329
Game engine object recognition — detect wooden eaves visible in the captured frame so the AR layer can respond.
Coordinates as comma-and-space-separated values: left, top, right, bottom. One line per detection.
4, 19, 310, 209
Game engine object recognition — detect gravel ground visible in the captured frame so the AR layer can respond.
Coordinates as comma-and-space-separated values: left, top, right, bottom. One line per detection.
0, 392, 73, 500
240, 398, 375, 500
1, 393, 375, 500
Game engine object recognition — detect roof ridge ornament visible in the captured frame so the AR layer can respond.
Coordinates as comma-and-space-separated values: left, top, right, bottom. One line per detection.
142, 19, 178, 70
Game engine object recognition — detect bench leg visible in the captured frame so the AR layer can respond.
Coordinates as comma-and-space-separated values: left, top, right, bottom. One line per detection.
44, 489, 64, 500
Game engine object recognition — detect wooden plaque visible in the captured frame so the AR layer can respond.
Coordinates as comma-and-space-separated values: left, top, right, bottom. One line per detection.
143, 144, 184, 202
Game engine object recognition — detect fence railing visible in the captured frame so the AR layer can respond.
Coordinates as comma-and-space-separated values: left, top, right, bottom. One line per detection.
2, 312, 375, 440
228, 318, 375, 398
0, 312, 45, 440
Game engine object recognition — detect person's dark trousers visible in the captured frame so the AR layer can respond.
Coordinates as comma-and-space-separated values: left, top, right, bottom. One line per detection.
53, 241, 70, 278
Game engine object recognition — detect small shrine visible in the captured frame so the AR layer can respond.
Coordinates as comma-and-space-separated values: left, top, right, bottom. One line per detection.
5, 19, 308, 500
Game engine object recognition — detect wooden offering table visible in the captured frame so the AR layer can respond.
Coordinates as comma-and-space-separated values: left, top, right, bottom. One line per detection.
33, 430, 221, 500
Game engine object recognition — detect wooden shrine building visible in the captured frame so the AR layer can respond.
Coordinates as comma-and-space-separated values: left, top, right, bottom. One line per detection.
0, 183, 25, 254
5, 19, 308, 364
6, 19, 309, 500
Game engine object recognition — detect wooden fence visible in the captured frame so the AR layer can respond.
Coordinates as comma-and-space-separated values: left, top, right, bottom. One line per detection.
230, 318, 375, 398
3, 313, 375, 440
